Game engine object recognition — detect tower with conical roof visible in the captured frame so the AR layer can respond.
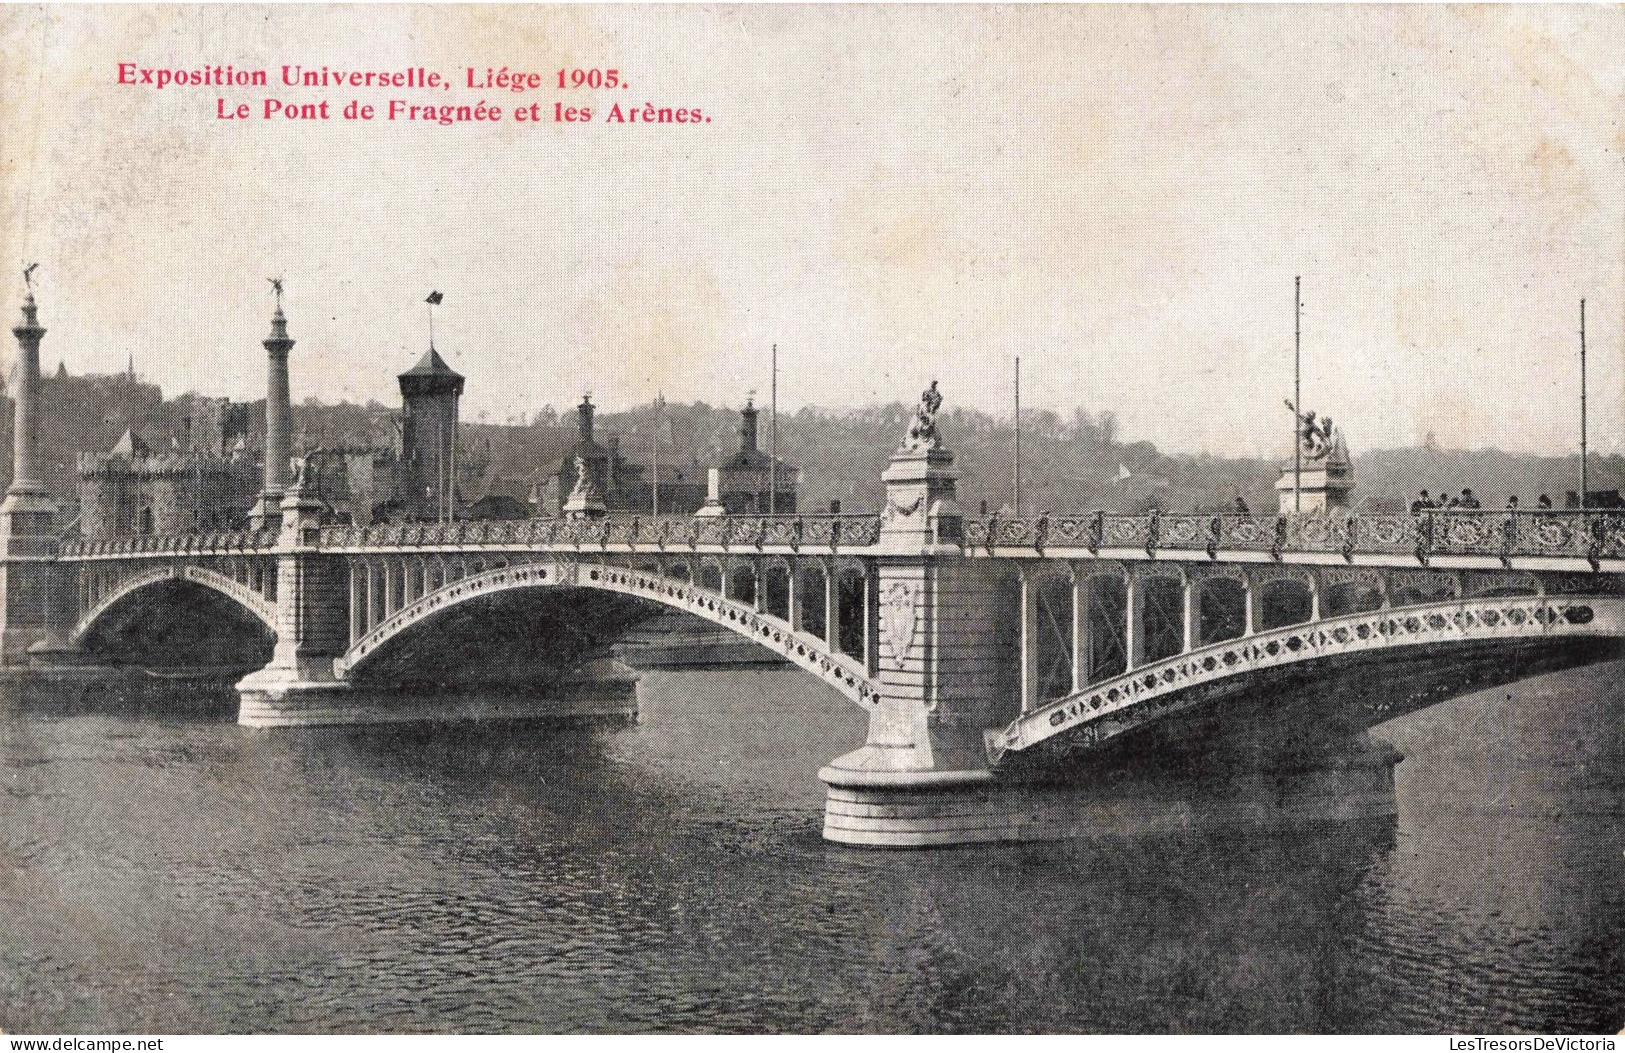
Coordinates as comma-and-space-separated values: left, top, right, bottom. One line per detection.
398, 345, 464, 522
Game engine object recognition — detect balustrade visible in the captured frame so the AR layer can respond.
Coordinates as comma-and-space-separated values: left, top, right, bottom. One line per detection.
964, 509, 1625, 563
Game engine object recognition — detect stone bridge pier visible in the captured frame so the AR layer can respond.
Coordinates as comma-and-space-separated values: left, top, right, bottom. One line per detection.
232, 487, 355, 723
816, 440, 1026, 844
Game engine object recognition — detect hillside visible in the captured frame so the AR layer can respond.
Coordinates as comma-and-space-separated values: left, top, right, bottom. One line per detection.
7, 375, 1619, 517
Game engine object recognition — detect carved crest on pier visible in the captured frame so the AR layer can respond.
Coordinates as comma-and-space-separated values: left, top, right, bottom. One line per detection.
881, 579, 916, 665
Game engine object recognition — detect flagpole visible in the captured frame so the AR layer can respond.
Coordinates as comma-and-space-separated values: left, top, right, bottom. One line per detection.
1013, 355, 1022, 516
1580, 297, 1588, 508
1294, 276, 1302, 514
651, 394, 661, 516
769, 344, 778, 516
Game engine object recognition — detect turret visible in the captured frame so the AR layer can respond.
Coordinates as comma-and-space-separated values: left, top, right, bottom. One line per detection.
398, 345, 464, 522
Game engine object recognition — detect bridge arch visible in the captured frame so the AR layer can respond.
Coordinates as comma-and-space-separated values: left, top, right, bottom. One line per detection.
72, 563, 278, 645
336, 558, 882, 707
992, 593, 1625, 764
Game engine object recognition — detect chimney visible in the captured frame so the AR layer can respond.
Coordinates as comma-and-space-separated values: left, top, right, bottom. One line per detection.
739, 399, 759, 454
578, 394, 594, 443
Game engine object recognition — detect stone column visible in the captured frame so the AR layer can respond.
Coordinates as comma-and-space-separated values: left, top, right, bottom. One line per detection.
1182, 574, 1199, 653
822, 558, 840, 654
368, 562, 384, 631
0, 289, 73, 665
1019, 565, 1041, 714
9, 293, 45, 500
786, 563, 802, 632
348, 562, 362, 647
250, 300, 294, 531
1070, 569, 1092, 692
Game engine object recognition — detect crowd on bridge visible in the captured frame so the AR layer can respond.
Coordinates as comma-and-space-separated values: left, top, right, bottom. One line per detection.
1410, 489, 1557, 513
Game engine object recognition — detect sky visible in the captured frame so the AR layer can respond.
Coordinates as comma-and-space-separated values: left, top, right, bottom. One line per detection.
1, 4, 1621, 459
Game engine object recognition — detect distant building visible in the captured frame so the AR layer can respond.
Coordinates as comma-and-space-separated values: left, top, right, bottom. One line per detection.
533, 396, 798, 517
65, 295, 805, 537
706, 399, 799, 514
78, 400, 261, 536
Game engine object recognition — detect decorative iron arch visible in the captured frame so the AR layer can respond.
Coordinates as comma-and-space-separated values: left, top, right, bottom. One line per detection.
992, 594, 1625, 762
334, 558, 881, 707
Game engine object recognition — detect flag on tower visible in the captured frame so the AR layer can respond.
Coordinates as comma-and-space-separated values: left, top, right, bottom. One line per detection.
425, 291, 443, 305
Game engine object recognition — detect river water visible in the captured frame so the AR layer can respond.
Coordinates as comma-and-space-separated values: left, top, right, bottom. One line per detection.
1, 661, 1621, 1034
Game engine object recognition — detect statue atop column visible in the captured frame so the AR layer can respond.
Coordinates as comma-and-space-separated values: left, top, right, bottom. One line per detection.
1285, 400, 1350, 467
1277, 400, 1354, 512
902, 380, 943, 452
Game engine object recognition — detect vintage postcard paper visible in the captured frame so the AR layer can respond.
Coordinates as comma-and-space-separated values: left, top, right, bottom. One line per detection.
0, 3, 1621, 1037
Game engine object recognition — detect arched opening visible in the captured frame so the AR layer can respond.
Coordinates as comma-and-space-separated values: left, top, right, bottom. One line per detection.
1259, 578, 1313, 630
347, 584, 661, 692
835, 567, 867, 661
1138, 576, 1185, 665
798, 565, 828, 639
1085, 574, 1128, 684
79, 579, 274, 672
727, 564, 757, 606
1033, 573, 1073, 703
1322, 581, 1386, 617
137, 506, 155, 536
698, 562, 724, 594
762, 563, 792, 622
1197, 577, 1248, 645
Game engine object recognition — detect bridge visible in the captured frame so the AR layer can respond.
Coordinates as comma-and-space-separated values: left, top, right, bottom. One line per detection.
3, 287, 1623, 845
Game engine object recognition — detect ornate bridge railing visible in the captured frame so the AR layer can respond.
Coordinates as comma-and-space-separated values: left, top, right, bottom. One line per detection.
61, 530, 278, 559
963, 510, 1625, 568
53, 510, 1625, 569
318, 513, 885, 552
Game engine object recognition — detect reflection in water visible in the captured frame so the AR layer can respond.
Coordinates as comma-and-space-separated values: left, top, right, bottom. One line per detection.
0, 663, 1620, 1033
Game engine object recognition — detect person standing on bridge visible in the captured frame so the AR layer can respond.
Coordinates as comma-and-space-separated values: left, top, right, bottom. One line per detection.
1411, 491, 1432, 514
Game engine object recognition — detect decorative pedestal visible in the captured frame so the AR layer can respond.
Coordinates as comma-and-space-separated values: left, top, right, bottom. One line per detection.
247, 490, 284, 532
1276, 462, 1355, 514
